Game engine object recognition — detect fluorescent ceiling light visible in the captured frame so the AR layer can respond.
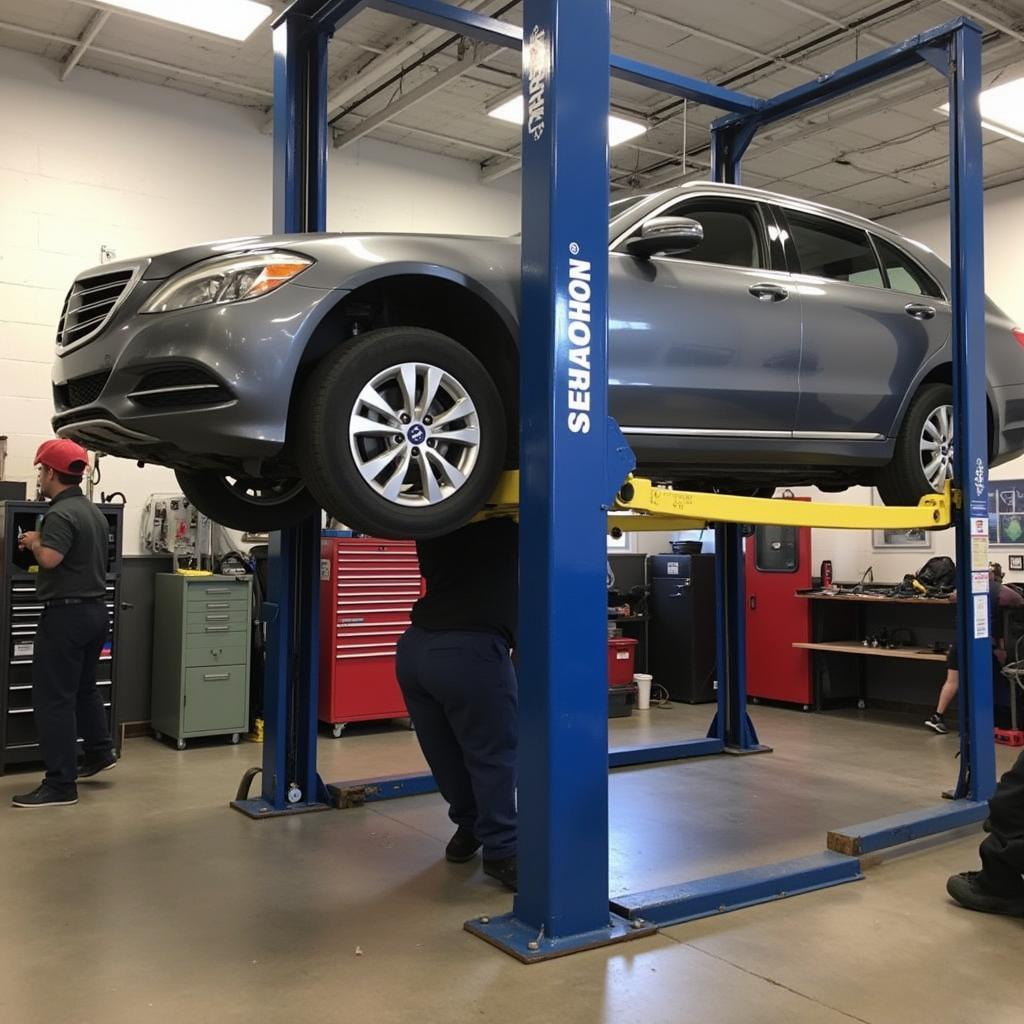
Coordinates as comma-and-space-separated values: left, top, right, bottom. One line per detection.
95, 0, 271, 42
939, 76, 1024, 144
487, 96, 647, 146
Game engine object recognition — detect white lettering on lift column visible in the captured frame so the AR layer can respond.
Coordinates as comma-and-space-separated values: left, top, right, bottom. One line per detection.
567, 250, 592, 434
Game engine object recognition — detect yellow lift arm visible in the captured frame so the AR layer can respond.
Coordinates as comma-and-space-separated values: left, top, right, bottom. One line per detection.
479, 471, 954, 534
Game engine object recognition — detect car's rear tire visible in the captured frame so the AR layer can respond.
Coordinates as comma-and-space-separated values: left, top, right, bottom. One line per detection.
297, 326, 507, 539
175, 469, 319, 531
876, 383, 953, 506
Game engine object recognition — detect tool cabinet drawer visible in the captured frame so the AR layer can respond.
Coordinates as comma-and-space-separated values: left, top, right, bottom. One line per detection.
186, 608, 250, 631
183, 665, 247, 734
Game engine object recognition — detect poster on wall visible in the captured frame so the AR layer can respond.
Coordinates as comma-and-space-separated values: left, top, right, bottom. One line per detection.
988, 481, 1024, 546
871, 489, 932, 550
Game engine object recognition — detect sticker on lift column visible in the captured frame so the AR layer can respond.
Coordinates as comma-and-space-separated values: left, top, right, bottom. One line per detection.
972, 570, 990, 594
974, 594, 989, 639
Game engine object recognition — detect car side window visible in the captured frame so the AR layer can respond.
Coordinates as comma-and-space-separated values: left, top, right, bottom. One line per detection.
649, 200, 765, 269
873, 236, 945, 299
784, 210, 884, 289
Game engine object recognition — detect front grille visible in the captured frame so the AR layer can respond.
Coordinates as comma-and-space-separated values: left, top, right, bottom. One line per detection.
57, 269, 134, 348
128, 367, 232, 409
53, 371, 112, 411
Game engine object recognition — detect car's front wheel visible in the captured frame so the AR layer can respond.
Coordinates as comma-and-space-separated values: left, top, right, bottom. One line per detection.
876, 382, 954, 506
298, 326, 507, 539
175, 469, 320, 531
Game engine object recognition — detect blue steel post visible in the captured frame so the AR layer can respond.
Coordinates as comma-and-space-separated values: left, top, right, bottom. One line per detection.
948, 22, 996, 802
467, 0, 652, 960
706, 128, 767, 754
512, 0, 612, 940
233, 8, 330, 816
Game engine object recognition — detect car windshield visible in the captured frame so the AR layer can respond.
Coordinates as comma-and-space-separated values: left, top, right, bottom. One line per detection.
609, 193, 653, 219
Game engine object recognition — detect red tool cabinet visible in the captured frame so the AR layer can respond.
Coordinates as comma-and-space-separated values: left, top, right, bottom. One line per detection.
744, 512, 814, 709
318, 536, 423, 735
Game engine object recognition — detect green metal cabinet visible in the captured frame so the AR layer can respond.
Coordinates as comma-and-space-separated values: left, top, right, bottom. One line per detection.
150, 574, 251, 749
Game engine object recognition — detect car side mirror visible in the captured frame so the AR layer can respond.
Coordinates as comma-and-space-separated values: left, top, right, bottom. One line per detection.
625, 216, 704, 260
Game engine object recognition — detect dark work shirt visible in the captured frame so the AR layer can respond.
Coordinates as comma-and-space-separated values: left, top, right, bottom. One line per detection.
412, 517, 518, 648
36, 486, 108, 601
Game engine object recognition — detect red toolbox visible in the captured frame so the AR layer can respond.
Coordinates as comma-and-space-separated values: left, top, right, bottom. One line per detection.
318, 536, 424, 735
608, 636, 639, 686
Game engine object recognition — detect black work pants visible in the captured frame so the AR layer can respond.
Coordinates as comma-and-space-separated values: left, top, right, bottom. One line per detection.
32, 603, 112, 793
396, 627, 517, 859
979, 748, 1024, 894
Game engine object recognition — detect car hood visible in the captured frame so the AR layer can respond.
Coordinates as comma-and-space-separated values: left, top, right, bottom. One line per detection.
139, 232, 515, 281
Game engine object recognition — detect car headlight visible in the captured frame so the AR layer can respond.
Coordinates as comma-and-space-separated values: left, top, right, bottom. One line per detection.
140, 252, 314, 313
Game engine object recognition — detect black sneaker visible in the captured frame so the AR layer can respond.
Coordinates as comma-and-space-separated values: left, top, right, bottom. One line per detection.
947, 871, 1024, 916
483, 855, 517, 891
925, 714, 949, 734
12, 783, 78, 808
77, 753, 117, 779
446, 826, 481, 863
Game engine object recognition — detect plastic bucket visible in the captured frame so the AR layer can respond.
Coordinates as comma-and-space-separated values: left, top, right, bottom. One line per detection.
633, 673, 653, 710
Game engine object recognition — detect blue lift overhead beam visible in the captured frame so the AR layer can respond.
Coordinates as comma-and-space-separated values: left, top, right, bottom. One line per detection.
258, 0, 995, 959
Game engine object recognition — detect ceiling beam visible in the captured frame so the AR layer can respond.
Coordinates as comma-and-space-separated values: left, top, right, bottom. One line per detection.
611, 1, 808, 75
937, 0, 1024, 45
774, 0, 892, 50
0, 19, 272, 97
61, 9, 110, 81
320, 0, 509, 126
333, 42, 498, 149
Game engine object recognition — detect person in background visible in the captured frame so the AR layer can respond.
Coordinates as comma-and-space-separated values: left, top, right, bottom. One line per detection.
395, 516, 518, 890
925, 563, 1024, 734
12, 440, 116, 809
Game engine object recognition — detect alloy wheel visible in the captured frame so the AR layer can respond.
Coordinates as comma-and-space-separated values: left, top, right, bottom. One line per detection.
920, 403, 954, 492
348, 361, 481, 507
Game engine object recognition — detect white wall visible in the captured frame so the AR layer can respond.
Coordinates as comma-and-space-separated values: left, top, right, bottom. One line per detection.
802, 179, 1024, 584
0, 47, 520, 551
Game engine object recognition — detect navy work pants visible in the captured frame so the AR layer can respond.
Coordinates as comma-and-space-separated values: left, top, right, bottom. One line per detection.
979, 748, 1024, 894
396, 627, 517, 859
33, 603, 113, 793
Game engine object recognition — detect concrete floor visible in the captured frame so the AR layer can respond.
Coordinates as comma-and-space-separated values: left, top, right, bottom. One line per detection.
0, 704, 1019, 1024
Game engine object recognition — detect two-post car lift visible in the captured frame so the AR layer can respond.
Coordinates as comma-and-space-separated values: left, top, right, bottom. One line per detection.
231, 0, 998, 962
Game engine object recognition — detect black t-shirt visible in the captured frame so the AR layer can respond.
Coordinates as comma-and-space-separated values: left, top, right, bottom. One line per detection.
412, 517, 518, 648
36, 487, 108, 601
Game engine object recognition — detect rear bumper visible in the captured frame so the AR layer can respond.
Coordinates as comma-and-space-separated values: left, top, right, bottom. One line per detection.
991, 383, 1024, 467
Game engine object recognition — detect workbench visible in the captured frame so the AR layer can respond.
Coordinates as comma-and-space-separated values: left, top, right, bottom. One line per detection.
793, 590, 955, 712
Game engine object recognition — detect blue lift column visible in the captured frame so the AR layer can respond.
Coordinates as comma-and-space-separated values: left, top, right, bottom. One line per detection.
466, 0, 654, 961
947, 22, 996, 802
232, 7, 330, 818
705, 129, 769, 756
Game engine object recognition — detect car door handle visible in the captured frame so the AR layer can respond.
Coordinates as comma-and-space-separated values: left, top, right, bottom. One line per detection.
905, 302, 936, 320
749, 283, 789, 302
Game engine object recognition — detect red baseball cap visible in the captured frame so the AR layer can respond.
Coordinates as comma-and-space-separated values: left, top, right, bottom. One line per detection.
35, 439, 89, 477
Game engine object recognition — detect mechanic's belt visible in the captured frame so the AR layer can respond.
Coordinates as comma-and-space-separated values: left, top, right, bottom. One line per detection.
43, 597, 105, 608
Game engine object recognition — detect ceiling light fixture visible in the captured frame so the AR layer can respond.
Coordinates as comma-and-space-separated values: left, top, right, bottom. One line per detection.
487, 96, 647, 146
939, 76, 1024, 144
93, 0, 272, 42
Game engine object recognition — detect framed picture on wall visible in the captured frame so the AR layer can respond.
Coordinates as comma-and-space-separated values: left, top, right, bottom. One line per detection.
1009, 555, 1024, 572
988, 480, 1024, 546
607, 530, 632, 551
870, 489, 933, 550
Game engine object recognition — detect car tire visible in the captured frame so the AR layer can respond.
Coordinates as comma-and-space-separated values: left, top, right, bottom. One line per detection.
876, 382, 954, 506
175, 469, 320, 531
297, 326, 507, 539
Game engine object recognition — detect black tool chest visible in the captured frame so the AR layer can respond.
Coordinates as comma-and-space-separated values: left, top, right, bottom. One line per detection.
0, 500, 123, 773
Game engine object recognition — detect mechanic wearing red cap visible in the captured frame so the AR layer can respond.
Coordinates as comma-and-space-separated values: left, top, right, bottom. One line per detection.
12, 439, 116, 808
